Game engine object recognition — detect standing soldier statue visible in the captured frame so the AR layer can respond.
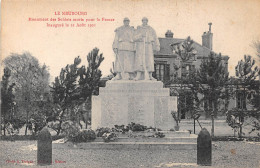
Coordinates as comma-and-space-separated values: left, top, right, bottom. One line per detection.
134, 17, 160, 80
112, 17, 135, 80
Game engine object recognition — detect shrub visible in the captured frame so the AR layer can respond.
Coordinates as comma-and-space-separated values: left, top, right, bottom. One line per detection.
5, 118, 25, 132
78, 129, 96, 142
102, 132, 118, 142
114, 125, 125, 130
249, 119, 260, 137
60, 121, 96, 143
48, 121, 60, 134
129, 123, 147, 132
96, 127, 111, 137
113, 123, 161, 132
147, 126, 156, 131
5, 122, 19, 136
61, 121, 80, 141
28, 113, 47, 135
154, 132, 165, 138
114, 125, 126, 133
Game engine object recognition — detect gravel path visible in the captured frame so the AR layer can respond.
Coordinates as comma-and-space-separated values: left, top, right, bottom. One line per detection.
0, 140, 259, 168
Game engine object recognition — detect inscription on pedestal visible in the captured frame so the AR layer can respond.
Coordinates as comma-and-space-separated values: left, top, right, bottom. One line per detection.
128, 97, 145, 125
92, 81, 177, 130
128, 96, 154, 127
154, 97, 176, 130
101, 96, 128, 128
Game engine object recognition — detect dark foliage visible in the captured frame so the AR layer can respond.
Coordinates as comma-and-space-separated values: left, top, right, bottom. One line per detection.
3, 53, 50, 135
102, 132, 118, 142
227, 55, 259, 137
154, 132, 165, 138
1, 67, 16, 135
96, 127, 111, 137
72, 129, 96, 143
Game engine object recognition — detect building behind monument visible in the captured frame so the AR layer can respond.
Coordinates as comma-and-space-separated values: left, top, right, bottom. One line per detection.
153, 23, 253, 119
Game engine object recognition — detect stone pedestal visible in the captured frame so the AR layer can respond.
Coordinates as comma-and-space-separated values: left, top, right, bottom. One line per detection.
92, 80, 177, 130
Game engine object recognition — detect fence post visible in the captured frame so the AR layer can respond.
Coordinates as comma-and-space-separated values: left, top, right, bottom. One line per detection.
37, 128, 52, 165
197, 128, 212, 166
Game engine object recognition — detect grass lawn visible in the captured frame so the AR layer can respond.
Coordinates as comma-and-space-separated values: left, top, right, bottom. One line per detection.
0, 140, 259, 168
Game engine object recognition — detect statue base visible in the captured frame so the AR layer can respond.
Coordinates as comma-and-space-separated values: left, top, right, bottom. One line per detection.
91, 80, 178, 130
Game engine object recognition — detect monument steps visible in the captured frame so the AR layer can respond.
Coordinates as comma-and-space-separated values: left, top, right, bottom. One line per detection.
180, 120, 229, 126
53, 132, 197, 150
53, 141, 197, 150
94, 136, 197, 143
159, 131, 191, 137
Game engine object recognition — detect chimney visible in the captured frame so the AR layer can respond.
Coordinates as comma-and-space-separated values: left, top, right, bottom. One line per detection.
202, 23, 213, 50
165, 30, 174, 38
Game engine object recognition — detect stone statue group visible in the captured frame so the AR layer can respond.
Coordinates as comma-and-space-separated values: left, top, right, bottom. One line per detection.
112, 17, 160, 81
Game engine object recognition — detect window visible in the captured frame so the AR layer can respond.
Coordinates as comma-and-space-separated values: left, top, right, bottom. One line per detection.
181, 64, 195, 77
154, 63, 170, 81
236, 91, 246, 109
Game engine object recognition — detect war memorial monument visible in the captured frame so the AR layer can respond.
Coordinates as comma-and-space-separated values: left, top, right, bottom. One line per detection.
92, 17, 178, 130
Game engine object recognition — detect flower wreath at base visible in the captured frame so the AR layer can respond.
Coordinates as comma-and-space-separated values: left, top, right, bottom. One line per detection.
102, 132, 118, 142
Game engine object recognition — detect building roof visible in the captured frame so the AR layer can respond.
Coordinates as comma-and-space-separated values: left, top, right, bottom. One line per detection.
155, 37, 212, 57
155, 38, 184, 56
155, 36, 229, 60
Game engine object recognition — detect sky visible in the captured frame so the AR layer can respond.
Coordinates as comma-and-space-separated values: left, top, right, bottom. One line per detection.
1, 0, 260, 82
